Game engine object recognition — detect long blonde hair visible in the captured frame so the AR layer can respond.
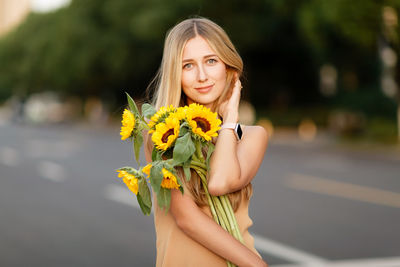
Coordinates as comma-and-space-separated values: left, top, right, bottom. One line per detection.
148, 17, 252, 211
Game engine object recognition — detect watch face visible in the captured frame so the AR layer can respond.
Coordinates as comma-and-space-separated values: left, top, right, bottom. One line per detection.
236, 124, 243, 140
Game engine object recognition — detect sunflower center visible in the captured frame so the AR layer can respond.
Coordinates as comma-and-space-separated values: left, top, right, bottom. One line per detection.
194, 117, 211, 132
162, 129, 175, 143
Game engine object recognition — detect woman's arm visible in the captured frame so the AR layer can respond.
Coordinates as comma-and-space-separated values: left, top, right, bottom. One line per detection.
144, 134, 267, 267
208, 125, 268, 196
208, 76, 268, 196
170, 188, 267, 267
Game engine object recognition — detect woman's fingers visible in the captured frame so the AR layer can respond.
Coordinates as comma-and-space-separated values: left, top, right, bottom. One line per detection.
219, 73, 242, 122
230, 76, 241, 105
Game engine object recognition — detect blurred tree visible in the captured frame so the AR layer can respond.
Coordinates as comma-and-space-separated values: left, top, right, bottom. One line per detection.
0, 0, 398, 129
297, 0, 399, 136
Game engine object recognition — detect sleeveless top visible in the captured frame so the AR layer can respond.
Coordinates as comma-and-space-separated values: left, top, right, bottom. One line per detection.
153, 188, 261, 266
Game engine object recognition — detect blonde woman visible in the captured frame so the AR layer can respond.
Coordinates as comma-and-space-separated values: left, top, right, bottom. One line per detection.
144, 17, 268, 267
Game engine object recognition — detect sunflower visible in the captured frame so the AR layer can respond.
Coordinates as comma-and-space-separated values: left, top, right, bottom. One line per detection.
148, 105, 176, 133
174, 106, 188, 121
120, 109, 136, 140
117, 170, 139, 195
186, 103, 222, 141
161, 168, 180, 189
151, 116, 180, 150
142, 163, 152, 176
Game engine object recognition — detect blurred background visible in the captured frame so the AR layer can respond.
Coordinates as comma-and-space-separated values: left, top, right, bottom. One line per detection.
0, 0, 399, 266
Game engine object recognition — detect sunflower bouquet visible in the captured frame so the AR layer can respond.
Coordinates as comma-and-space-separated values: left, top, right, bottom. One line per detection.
117, 93, 243, 266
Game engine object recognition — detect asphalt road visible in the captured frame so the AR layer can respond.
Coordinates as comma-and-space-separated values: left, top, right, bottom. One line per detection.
1, 122, 399, 267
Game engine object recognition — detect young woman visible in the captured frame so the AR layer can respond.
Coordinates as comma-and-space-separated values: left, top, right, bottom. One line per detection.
144, 17, 269, 267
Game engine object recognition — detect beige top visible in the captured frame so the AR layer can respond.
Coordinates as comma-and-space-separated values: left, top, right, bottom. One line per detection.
153, 190, 261, 266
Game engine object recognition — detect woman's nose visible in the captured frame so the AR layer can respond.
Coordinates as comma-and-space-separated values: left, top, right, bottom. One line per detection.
197, 64, 208, 82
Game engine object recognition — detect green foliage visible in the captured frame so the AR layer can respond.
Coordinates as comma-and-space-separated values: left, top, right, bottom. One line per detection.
137, 177, 152, 215
142, 103, 156, 119
126, 92, 141, 118
183, 162, 191, 182
206, 142, 215, 171
149, 162, 163, 193
125, 92, 145, 163
133, 133, 143, 165
365, 117, 398, 144
157, 187, 171, 212
0, 0, 399, 123
152, 148, 162, 162
173, 132, 195, 165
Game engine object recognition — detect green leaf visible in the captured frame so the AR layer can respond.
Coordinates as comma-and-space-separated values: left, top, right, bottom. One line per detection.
179, 122, 189, 137
173, 132, 195, 164
152, 148, 162, 161
206, 143, 215, 171
138, 178, 152, 215
117, 166, 135, 173
126, 92, 141, 117
133, 133, 143, 164
183, 160, 191, 181
137, 194, 151, 215
157, 187, 171, 212
142, 103, 156, 119
151, 148, 157, 161
117, 167, 143, 178
150, 162, 163, 193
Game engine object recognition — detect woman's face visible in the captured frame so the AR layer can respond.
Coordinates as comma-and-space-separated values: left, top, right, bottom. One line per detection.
181, 36, 227, 108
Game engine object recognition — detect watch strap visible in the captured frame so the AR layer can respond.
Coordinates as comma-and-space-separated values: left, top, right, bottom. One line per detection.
219, 123, 236, 130
219, 123, 242, 141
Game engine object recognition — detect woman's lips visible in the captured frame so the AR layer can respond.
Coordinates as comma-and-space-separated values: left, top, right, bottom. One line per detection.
195, 84, 213, 93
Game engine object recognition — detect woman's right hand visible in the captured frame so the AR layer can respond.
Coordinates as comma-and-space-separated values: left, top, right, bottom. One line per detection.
218, 72, 242, 123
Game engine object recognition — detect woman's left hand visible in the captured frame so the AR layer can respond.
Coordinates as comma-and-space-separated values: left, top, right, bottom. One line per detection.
218, 73, 242, 123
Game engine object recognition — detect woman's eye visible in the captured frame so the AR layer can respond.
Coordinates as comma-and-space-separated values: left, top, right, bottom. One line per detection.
183, 63, 192, 69
207, 58, 217, 64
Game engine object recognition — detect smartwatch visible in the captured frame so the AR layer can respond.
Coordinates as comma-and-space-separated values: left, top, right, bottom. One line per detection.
219, 123, 242, 141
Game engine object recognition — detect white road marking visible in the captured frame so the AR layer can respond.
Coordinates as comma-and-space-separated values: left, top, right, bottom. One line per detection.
37, 160, 66, 182
285, 173, 400, 209
104, 184, 144, 211
271, 256, 400, 266
253, 234, 327, 264
0, 146, 19, 166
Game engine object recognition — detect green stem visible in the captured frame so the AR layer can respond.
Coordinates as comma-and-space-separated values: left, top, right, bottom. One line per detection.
192, 165, 242, 239
194, 169, 219, 224
221, 195, 244, 243
192, 152, 200, 162
191, 160, 207, 170
140, 120, 150, 130
227, 195, 244, 243
195, 140, 205, 161
212, 196, 232, 234
220, 195, 236, 233
192, 163, 239, 267
194, 167, 231, 234
202, 180, 220, 224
